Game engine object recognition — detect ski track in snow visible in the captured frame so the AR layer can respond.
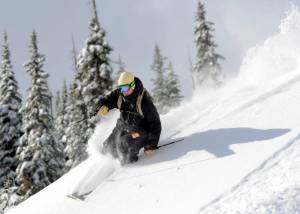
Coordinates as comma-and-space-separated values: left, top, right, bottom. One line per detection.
199, 133, 300, 213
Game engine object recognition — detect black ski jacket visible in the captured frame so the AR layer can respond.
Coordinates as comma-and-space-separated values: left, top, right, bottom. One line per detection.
98, 77, 161, 150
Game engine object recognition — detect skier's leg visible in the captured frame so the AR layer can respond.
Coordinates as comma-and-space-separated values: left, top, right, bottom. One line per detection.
101, 128, 121, 159
117, 133, 146, 164
116, 132, 131, 165
128, 135, 146, 162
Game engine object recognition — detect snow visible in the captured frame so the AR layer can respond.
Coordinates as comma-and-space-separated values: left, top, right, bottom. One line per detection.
6, 6, 300, 214
200, 135, 300, 214
68, 155, 120, 196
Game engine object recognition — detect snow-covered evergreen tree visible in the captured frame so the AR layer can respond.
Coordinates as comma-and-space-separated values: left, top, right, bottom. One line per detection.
15, 31, 64, 198
165, 60, 183, 110
151, 44, 168, 114
0, 175, 23, 213
54, 81, 68, 150
76, 0, 113, 134
64, 80, 88, 169
0, 33, 22, 188
193, 1, 224, 88
65, 0, 114, 167
64, 41, 88, 169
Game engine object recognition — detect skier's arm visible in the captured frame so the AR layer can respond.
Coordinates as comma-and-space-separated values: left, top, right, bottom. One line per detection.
98, 89, 120, 110
142, 94, 162, 150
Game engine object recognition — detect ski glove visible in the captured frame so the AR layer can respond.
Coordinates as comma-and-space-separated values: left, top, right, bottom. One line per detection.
144, 149, 155, 156
131, 132, 140, 139
98, 105, 109, 116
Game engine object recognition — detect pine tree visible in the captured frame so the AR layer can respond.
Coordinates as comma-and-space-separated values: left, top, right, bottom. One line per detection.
15, 31, 64, 198
66, 0, 114, 166
0, 175, 23, 212
54, 81, 68, 150
64, 81, 88, 169
151, 44, 168, 114
64, 41, 88, 169
76, 0, 113, 134
0, 33, 22, 188
193, 1, 224, 88
165, 60, 183, 110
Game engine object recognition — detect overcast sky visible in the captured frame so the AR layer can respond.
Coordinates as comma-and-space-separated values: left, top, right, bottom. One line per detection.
0, 0, 297, 98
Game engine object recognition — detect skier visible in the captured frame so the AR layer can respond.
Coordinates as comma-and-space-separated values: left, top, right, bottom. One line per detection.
97, 71, 161, 164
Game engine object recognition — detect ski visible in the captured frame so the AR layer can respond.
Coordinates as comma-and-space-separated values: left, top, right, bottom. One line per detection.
66, 194, 84, 201
66, 191, 93, 201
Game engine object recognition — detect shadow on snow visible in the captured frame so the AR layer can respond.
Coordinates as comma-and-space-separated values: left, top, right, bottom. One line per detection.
141, 127, 290, 165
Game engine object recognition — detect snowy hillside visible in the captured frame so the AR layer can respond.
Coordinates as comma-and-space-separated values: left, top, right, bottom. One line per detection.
7, 7, 300, 214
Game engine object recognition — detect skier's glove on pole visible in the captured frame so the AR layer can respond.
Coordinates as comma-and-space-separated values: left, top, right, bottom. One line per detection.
131, 132, 140, 139
144, 149, 155, 156
98, 105, 109, 116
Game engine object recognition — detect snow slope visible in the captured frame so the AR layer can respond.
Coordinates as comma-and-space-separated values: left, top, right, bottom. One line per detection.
7, 7, 300, 214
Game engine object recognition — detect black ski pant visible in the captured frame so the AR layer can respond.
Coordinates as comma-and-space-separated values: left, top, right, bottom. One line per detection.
102, 127, 146, 164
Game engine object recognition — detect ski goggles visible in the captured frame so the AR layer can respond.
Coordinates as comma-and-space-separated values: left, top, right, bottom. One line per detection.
118, 81, 135, 93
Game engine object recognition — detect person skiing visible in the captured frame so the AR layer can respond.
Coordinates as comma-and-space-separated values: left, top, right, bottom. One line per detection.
97, 71, 161, 164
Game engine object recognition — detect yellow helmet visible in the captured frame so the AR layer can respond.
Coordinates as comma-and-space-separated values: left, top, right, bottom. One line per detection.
118, 71, 135, 86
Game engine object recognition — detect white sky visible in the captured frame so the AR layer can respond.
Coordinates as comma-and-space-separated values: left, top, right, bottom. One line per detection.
0, 0, 297, 98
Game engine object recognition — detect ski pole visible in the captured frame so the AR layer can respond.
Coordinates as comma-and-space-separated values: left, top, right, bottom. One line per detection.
71, 114, 101, 127
74, 118, 88, 125
71, 105, 103, 126
69, 118, 88, 127
157, 138, 185, 149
